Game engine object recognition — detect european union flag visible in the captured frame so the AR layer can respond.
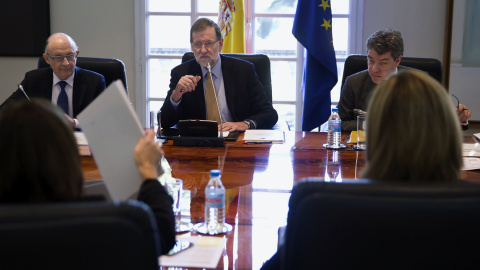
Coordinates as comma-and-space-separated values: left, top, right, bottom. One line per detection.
293, 0, 338, 131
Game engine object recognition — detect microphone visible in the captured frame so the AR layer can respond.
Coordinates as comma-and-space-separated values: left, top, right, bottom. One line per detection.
17, 84, 30, 100
206, 63, 224, 139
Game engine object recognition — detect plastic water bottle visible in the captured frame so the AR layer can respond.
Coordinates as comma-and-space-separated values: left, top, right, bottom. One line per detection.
327, 108, 342, 147
205, 169, 225, 234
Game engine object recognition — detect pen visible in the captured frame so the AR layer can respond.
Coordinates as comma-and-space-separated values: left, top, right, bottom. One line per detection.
243, 141, 273, 144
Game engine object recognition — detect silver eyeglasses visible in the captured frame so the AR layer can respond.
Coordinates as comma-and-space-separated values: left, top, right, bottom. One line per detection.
192, 40, 218, 50
47, 53, 77, 63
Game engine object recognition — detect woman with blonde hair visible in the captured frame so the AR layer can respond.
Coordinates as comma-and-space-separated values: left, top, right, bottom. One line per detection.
362, 69, 463, 182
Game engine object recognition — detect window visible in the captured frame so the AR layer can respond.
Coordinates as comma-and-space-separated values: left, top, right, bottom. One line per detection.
135, 0, 361, 131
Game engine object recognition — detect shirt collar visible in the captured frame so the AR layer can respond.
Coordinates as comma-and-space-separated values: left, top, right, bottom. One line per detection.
201, 56, 222, 79
53, 69, 75, 87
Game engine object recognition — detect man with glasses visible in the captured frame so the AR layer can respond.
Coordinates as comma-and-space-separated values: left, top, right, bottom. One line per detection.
0, 33, 105, 128
337, 28, 471, 131
159, 18, 278, 132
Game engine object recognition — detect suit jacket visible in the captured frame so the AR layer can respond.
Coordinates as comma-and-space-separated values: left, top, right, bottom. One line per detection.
1, 67, 105, 118
160, 54, 278, 129
337, 66, 412, 132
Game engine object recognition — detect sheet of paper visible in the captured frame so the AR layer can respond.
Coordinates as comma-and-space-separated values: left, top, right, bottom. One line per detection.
243, 129, 285, 143
78, 80, 145, 200
74, 131, 89, 145
474, 133, 480, 141
463, 143, 480, 157
159, 236, 226, 269
463, 157, 480, 170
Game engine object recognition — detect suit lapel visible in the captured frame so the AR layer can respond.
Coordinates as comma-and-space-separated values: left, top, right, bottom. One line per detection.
220, 55, 236, 116
72, 67, 85, 117
189, 61, 207, 119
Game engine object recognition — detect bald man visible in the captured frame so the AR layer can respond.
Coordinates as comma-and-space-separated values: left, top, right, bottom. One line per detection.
0, 33, 105, 128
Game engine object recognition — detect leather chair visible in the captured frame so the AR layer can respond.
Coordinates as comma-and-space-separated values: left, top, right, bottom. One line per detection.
281, 178, 480, 269
0, 200, 161, 270
38, 56, 128, 94
182, 52, 272, 102
341, 54, 443, 88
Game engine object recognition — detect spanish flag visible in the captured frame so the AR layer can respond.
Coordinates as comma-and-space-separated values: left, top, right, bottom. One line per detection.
218, 0, 245, 53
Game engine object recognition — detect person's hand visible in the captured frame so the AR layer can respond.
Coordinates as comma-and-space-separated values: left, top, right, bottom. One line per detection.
64, 113, 76, 128
134, 129, 164, 181
456, 104, 471, 123
219, 121, 249, 132
171, 75, 201, 102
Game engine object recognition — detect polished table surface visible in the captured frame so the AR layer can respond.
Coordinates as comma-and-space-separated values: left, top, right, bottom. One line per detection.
80, 132, 480, 270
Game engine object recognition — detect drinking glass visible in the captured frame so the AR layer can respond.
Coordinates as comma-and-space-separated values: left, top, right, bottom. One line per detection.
166, 178, 191, 232
356, 115, 366, 150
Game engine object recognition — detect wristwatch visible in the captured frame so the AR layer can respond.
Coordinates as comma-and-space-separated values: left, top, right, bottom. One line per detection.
243, 119, 255, 129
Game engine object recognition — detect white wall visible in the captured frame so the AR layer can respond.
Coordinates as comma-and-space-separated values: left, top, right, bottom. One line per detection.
362, 0, 447, 61
0, 0, 136, 105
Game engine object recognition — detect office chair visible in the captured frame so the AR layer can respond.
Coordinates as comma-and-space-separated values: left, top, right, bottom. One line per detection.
182, 52, 272, 102
341, 54, 443, 88
38, 56, 128, 94
281, 178, 480, 270
0, 200, 161, 270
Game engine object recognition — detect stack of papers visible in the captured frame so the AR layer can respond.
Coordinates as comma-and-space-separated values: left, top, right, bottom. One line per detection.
243, 129, 285, 143
160, 236, 226, 268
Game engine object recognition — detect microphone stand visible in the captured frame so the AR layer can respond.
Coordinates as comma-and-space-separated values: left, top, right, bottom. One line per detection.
206, 63, 224, 139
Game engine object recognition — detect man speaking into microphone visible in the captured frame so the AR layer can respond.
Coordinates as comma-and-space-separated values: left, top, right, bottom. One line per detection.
159, 18, 278, 132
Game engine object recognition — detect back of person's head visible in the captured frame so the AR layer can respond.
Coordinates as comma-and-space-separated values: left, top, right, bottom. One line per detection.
366, 28, 404, 60
190, 17, 222, 42
0, 99, 83, 203
362, 69, 463, 182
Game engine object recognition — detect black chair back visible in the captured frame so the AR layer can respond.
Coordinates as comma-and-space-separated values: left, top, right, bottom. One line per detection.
282, 178, 480, 270
38, 56, 128, 94
182, 52, 272, 102
341, 54, 443, 88
0, 200, 160, 270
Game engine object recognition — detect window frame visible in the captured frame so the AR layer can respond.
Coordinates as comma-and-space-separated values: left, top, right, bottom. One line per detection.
134, 0, 363, 130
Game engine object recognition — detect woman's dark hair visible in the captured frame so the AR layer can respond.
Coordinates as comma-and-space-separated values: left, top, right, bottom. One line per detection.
0, 99, 83, 203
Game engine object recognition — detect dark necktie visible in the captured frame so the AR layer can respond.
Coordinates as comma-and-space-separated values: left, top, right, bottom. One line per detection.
205, 73, 222, 124
57, 81, 69, 115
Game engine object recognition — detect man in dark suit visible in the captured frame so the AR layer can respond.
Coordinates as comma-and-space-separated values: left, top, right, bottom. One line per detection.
0, 33, 105, 128
337, 28, 471, 132
159, 18, 277, 132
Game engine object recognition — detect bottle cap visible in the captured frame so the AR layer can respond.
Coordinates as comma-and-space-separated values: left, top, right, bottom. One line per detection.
210, 169, 221, 177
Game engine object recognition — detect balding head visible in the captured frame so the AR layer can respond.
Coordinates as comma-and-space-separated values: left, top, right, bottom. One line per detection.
45, 33, 78, 54
42, 33, 79, 80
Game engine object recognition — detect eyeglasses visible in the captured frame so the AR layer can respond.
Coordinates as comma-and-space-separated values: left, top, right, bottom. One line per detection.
192, 40, 218, 50
47, 53, 77, 63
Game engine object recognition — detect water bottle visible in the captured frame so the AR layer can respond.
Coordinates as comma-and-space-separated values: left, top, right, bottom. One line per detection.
327, 108, 342, 147
205, 169, 225, 234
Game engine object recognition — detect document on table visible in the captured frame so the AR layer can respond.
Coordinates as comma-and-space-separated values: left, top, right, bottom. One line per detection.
462, 143, 480, 157
159, 236, 226, 269
74, 132, 88, 145
463, 157, 480, 170
243, 129, 285, 143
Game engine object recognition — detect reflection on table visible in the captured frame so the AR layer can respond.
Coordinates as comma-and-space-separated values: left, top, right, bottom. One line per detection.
81, 132, 480, 269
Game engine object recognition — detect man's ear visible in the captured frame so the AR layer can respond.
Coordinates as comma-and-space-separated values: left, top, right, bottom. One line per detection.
394, 55, 402, 67
43, 53, 51, 65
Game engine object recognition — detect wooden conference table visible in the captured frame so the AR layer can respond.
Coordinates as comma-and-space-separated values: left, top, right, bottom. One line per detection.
80, 132, 480, 270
